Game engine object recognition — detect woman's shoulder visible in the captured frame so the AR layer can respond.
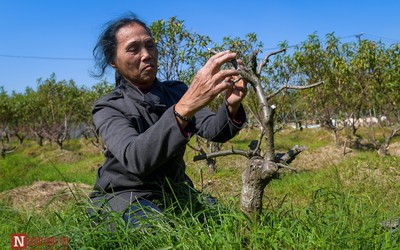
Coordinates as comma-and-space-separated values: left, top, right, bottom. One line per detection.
94, 88, 124, 105
159, 80, 188, 94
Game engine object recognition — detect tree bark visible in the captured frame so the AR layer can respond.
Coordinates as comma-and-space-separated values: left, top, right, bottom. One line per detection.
241, 157, 278, 217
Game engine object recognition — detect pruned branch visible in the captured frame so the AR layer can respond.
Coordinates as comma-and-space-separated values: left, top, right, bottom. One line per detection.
250, 49, 261, 76
266, 80, 325, 100
387, 126, 400, 143
253, 128, 265, 155
187, 139, 206, 154
275, 145, 306, 164
256, 48, 286, 76
248, 107, 263, 128
237, 68, 260, 89
1, 139, 17, 158
193, 130, 266, 162
193, 148, 249, 162
276, 163, 298, 172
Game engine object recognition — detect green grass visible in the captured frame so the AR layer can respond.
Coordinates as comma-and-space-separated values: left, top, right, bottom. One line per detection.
1, 190, 398, 249
1, 128, 399, 249
0, 139, 100, 191
275, 127, 332, 151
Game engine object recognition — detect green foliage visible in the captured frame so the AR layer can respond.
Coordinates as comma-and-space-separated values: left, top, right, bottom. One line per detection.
1, 22, 399, 154
150, 17, 211, 84
0, 87, 12, 131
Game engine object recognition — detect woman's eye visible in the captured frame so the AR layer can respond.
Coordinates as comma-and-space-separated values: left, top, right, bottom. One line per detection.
128, 46, 139, 53
147, 43, 155, 49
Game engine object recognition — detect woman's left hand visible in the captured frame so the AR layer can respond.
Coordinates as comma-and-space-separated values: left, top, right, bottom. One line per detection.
224, 60, 248, 116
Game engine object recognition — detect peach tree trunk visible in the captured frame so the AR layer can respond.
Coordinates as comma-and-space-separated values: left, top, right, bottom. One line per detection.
240, 106, 277, 217
241, 157, 277, 215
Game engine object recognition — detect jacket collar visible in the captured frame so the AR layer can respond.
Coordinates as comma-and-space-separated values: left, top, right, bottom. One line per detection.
118, 77, 166, 114
119, 78, 163, 98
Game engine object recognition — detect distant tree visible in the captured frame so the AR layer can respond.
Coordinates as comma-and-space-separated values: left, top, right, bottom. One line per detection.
295, 34, 368, 144
80, 80, 114, 152
34, 74, 84, 149
0, 87, 16, 157
9, 91, 31, 144
357, 41, 400, 156
150, 16, 211, 84
22, 86, 45, 146
0, 87, 11, 137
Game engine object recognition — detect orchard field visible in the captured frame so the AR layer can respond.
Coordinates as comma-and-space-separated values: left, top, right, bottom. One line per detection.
0, 127, 399, 249
1, 17, 399, 249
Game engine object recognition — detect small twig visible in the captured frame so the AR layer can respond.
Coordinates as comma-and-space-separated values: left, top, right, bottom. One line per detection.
208, 48, 238, 69
232, 77, 243, 84
276, 163, 298, 172
1, 146, 17, 158
187, 142, 203, 153
276, 145, 306, 164
252, 128, 265, 156
200, 167, 204, 192
266, 80, 325, 100
207, 48, 258, 88
257, 48, 286, 75
249, 111, 261, 128
250, 49, 261, 76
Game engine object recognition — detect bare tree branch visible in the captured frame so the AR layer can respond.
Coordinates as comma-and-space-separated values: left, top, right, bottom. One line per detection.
187, 142, 205, 154
193, 148, 249, 162
248, 107, 263, 128
382, 126, 400, 151
253, 128, 265, 156
266, 80, 325, 100
256, 48, 286, 76
250, 49, 261, 76
1, 139, 17, 158
237, 69, 260, 89
275, 145, 306, 164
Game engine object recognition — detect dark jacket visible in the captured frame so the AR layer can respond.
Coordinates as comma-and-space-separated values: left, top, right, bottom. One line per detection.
89, 78, 245, 211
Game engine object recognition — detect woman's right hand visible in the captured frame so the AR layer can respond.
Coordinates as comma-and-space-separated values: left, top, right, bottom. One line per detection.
174, 50, 241, 125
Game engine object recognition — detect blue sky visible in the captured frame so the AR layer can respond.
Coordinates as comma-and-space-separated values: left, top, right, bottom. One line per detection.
1, 0, 399, 93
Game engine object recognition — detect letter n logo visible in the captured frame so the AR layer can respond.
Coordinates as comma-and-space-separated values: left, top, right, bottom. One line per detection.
11, 234, 27, 249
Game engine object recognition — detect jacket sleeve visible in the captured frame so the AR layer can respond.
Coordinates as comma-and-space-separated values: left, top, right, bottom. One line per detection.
162, 81, 246, 142
93, 85, 245, 178
194, 103, 246, 142
93, 97, 189, 177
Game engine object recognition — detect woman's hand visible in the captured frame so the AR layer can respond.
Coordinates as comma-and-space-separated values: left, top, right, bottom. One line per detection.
174, 50, 241, 125
224, 59, 247, 117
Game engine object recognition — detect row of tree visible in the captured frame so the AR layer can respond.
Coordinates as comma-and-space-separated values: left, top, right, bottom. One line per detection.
0, 76, 113, 151
1, 17, 399, 156
1, 17, 399, 216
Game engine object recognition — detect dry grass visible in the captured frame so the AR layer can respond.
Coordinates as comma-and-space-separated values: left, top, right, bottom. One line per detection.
0, 181, 91, 212
389, 142, 400, 156
291, 144, 354, 171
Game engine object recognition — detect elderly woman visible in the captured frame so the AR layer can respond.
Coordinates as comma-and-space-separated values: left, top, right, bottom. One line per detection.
89, 14, 247, 227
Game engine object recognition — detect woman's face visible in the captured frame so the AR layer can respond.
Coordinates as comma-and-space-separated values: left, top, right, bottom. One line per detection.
112, 23, 158, 87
